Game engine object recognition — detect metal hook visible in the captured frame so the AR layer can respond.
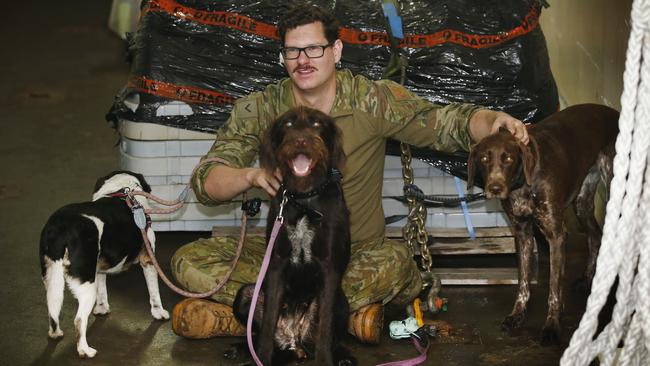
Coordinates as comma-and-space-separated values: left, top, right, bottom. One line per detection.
276, 190, 288, 223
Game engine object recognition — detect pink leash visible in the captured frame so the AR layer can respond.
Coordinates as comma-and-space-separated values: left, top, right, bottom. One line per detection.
246, 194, 287, 366
376, 335, 429, 366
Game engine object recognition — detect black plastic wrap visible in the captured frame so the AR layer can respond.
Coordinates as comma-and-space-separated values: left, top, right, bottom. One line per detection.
107, 0, 557, 178
107, 0, 299, 132
336, 0, 557, 123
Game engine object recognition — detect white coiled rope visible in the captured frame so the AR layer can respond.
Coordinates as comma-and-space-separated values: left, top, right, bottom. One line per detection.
560, 0, 650, 365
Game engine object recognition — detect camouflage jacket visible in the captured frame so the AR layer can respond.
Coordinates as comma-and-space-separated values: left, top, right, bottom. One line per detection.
193, 69, 481, 244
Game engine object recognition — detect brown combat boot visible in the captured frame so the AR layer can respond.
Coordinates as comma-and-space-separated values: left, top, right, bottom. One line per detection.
347, 303, 384, 344
172, 298, 384, 344
171, 298, 246, 339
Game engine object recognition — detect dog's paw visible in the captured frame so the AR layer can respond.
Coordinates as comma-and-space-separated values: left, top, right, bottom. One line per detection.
337, 357, 357, 366
48, 328, 64, 339
223, 346, 240, 360
540, 320, 561, 346
77, 345, 97, 358
93, 303, 110, 315
151, 306, 170, 320
224, 342, 250, 361
501, 313, 525, 332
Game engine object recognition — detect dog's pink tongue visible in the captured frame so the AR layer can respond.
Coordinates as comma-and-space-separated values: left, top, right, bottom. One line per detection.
291, 154, 312, 177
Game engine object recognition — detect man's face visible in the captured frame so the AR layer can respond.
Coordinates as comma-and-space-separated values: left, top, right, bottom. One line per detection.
283, 21, 342, 93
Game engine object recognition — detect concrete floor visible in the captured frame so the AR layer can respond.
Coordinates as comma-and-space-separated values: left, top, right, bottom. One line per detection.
1, 1, 596, 365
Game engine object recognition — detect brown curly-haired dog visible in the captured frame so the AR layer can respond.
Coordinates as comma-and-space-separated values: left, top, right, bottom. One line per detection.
234, 106, 355, 366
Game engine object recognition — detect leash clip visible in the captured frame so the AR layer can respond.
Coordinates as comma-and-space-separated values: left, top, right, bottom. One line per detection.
131, 199, 147, 230
276, 191, 288, 224
124, 189, 147, 230
177, 185, 190, 202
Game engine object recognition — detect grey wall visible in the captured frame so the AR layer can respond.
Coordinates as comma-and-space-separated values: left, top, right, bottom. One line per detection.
540, 0, 632, 109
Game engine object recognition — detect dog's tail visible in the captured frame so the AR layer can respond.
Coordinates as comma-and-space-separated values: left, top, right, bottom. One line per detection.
41, 223, 68, 337
40, 217, 71, 328
43, 253, 66, 330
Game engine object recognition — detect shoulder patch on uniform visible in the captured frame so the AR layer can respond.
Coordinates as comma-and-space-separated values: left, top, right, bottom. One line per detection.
235, 98, 258, 118
385, 82, 412, 101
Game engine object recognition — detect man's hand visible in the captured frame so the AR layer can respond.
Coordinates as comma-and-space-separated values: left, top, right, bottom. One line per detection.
469, 109, 529, 144
204, 165, 282, 202
245, 168, 282, 197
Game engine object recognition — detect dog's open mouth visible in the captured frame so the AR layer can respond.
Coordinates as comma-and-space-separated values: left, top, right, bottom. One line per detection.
291, 154, 314, 177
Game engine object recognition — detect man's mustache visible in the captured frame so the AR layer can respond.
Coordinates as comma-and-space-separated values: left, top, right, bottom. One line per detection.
293, 65, 317, 73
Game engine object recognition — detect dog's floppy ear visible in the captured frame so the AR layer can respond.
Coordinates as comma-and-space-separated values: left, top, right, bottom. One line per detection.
329, 120, 347, 172
518, 140, 535, 185
93, 170, 122, 193
132, 172, 151, 193
466, 144, 477, 190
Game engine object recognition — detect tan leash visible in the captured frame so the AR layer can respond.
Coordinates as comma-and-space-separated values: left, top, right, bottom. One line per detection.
125, 157, 257, 298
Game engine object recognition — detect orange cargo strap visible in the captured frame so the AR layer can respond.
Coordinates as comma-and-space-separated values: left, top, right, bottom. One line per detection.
127, 75, 235, 105
143, 0, 540, 50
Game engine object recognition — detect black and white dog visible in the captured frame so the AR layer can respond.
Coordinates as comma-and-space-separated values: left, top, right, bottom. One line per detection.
39, 171, 169, 358
233, 107, 355, 366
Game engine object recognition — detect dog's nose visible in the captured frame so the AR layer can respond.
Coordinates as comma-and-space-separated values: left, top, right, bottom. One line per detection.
488, 184, 503, 195
295, 137, 307, 147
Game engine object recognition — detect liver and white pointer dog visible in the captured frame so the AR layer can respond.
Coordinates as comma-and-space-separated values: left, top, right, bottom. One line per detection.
233, 106, 355, 366
40, 171, 169, 358
467, 103, 619, 344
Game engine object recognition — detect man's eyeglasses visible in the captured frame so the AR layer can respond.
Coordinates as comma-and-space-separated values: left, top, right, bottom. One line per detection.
280, 44, 332, 60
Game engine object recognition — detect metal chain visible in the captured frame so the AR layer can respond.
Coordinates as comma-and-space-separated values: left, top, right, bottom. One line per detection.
383, 28, 441, 302
400, 142, 433, 274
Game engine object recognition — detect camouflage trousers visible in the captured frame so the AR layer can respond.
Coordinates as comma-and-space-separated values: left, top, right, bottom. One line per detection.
170, 234, 423, 311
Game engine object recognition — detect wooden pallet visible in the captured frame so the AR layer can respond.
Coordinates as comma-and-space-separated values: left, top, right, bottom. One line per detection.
212, 226, 537, 286
385, 226, 538, 285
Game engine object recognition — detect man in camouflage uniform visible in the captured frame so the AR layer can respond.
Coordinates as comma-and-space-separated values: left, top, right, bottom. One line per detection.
170, 3, 529, 342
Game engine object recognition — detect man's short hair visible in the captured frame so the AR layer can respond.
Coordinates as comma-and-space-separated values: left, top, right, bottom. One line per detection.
278, 4, 340, 46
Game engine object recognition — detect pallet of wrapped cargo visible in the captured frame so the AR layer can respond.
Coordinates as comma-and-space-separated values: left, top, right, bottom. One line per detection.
106, 0, 561, 284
